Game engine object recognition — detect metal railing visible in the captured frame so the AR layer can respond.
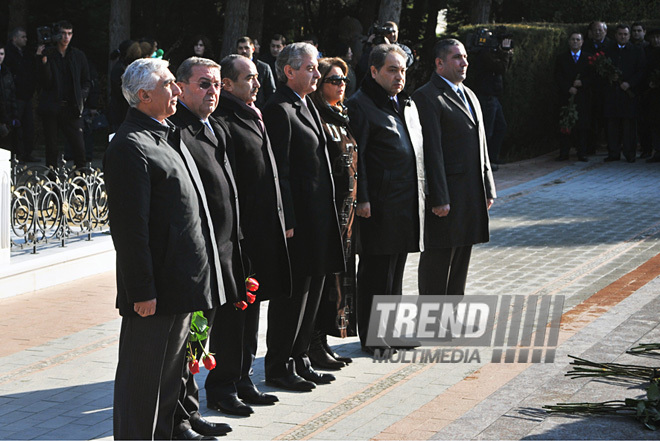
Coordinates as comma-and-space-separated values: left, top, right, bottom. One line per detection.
10, 158, 109, 254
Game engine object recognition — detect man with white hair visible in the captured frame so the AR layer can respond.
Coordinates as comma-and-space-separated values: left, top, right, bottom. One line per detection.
105, 57, 217, 440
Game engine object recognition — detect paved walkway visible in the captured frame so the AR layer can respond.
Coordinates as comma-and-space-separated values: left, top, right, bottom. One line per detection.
1, 153, 660, 440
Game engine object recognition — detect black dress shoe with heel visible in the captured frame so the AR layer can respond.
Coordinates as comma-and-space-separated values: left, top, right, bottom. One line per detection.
297, 366, 335, 384
238, 386, 279, 405
208, 394, 254, 416
265, 373, 316, 391
309, 346, 346, 370
173, 428, 218, 440
189, 414, 232, 436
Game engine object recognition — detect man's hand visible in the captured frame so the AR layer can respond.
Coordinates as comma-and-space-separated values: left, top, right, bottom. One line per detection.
501, 38, 512, 49
620, 81, 630, 91
356, 202, 371, 218
569, 87, 578, 95
573, 79, 582, 88
285, 229, 294, 238
134, 299, 156, 317
487, 198, 494, 210
432, 204, 450, 217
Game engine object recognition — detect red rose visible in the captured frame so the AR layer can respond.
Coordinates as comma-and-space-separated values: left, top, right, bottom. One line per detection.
189, 359, 200, 375
234, 300, 248, 310
202, 354, 217, 370
246, 292, 256, 304
246, 277, 259, 292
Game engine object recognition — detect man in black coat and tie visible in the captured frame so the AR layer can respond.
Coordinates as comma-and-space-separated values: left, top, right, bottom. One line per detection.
554, 32, 593, 161
105, 58, 218, 440
584, 21, 614, 154
263, 42, 345, 391
603, 24, 646, 162
168, 57, 255, 429
412, 39, 496, 299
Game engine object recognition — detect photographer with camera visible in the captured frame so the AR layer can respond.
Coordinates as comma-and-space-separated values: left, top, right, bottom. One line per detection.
36, 20, 90, 169
467, 27, 513, 170
356, 21, 414, 85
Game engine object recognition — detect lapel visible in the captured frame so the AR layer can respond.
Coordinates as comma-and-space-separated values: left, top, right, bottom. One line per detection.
177, 104, 221, 150
432, 74, 475, 124
235, 111, 263, 139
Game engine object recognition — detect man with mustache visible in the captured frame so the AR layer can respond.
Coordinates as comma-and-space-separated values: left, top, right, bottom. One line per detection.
345, 44, 426, 355
170, 56, 244, 438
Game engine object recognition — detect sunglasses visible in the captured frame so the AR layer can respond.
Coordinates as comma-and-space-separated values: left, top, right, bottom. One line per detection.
189, 79, 223, 90
324, 75, 350, 86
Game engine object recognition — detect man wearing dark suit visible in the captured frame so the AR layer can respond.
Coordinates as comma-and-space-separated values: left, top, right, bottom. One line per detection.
583, 21, 614, 154
236, 37, 276, 109
346, 44, 426, 354
554, 32, 593, 161
603, 24, 646, 162
105, 58, 217, 440
169, 58, 252, 426
412, 39, 496, 299
215, 54, 290, 403
263, 42, 345, 391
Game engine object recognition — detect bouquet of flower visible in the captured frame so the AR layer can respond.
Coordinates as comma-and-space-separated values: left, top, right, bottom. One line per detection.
187, 311, 216, 374
588, 51, 634, 97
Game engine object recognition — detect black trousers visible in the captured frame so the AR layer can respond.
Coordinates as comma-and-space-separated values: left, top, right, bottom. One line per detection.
356, 253, 408, 347
41, 109, 85, 168
114, 313, 191, 440
204, 300, 260, 402
418, 246, 473, 296
265, 275, 325, 378
607, 117, 636, 161
15, 99, 35, 159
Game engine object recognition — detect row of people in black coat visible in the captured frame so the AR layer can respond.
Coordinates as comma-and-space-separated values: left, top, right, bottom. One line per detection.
555, 22, 660, 163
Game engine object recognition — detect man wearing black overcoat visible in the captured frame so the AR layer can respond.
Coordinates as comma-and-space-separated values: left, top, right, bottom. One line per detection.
584, 21, 614, 154
412, 39, 495, 299
263, 42, 344, 391
346, 44, 426, 354
105, 58, 217, 440
168, 58, 253, 430
603, 24, 646, 162
554, 32, 593, 161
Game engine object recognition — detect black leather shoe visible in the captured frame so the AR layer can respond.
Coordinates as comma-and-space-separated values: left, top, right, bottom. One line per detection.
577, 156, 588, 162
238, 386, 279, 405
190, 414, 232, 436
266, 373, 316, 391
208, 395, 254, 416
322, 340, 352, 364
309, 346, 346, 370
604, 156, 620, 162
555, 155, 569, 161
646, 156, 660, 163
626, 156, 636, 163
297, 367, 335, 384
173, 428, 218, 440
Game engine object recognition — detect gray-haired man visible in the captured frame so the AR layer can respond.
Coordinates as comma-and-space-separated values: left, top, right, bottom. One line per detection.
105, 58, 216, 439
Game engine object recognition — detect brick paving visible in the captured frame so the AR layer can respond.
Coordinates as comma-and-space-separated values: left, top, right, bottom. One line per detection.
1, 155, 660, 440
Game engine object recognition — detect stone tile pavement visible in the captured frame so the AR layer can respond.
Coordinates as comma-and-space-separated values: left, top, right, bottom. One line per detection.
1, 153, 660, 440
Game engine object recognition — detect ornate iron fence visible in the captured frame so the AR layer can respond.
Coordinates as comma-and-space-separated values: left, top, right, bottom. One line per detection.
10, 159, 109, 253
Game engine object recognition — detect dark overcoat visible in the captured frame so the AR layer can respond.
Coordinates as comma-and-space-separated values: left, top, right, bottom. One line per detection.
263, 84, 344, 278
169, 103, 246, 306
554, 50, 594, 130
345, 75, 426, 256
254, 59, 276, 110
213, 92, 291, 300
412, 73, 496, 249
603, 43, 646, 119
104, 108, 214, 316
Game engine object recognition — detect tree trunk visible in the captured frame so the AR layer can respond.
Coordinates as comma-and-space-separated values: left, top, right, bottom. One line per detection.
247, 0, 265, 44
109, 0, 131, 55
221, 0, 250, 58
470, 0, 492, 24
422, 1, 441, 63
378, 0, 402, 25
7, 0, 28, 31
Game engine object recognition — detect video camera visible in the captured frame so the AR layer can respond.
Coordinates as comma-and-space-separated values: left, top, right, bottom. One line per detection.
36, 23, 63, 46
467, 26, 514, 52
368, 22, 395, 46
